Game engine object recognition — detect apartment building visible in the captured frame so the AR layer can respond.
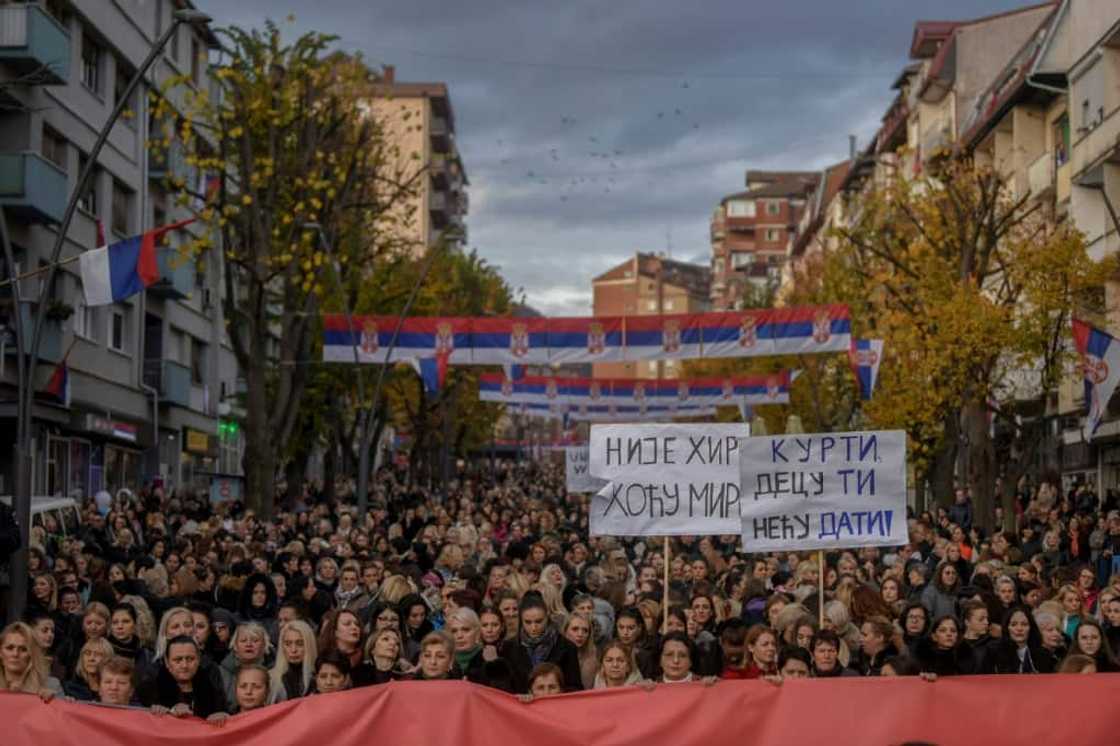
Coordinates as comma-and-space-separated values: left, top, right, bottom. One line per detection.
592, 253, 710, 380
709, 170, 817, 310
367, 66, 469, 256
0, 0, 244, 499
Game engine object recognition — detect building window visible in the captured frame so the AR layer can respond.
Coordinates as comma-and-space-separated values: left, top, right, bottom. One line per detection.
73, 299, 97, 341
114, 59, 137, 125
1054, 114, 1070, 168
40, 125, 67, 170
664, 299, 674, 311
766, 228, 781, 242
111, 180, 132, 236
714, 257, 725, 274
732, 253, 753, 269
109, 309, 126, 352
727, 200, 756, 218
190, 337, 207, 385
191, 36, 204, 87
766, 201, 781, 215
80, 32, 102, 95
77, 152, 97, 214
646, 299, 658, 312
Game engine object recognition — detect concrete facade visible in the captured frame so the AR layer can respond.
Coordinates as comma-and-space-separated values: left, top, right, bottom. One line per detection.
0, 0, 244, 499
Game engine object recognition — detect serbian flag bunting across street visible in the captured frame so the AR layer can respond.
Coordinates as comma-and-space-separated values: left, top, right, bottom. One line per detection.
79, 218, 196, 306
848, 338, 884, 400
1072, 318, 1120, 440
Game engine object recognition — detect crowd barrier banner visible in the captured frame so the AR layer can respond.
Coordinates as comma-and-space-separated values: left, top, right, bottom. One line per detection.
478, 372, 791, 407
322, 305, 850, 365
4, 676, 1119, 746
739, 430, 908, 551
589, 423, 747, 536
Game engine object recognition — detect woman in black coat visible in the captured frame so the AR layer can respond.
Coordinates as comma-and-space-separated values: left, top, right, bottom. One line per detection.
499, 592, 582, 693
916, 615, 977, 676
982, 606, 1055, 674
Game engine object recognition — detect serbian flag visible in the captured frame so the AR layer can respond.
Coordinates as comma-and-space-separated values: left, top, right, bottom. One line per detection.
410, 351, 449, 394
79, 218, 195, 306
43, 358, 70, 406
502, 364, 526, 381
848, 338, 885, 400
1072, 319, 1120, 440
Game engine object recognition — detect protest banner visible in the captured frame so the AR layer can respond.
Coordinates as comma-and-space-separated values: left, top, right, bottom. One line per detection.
739, 430, 908, 552
3, 676, 1118, 746
566, 445, 606, 493
588, 423, 748, 536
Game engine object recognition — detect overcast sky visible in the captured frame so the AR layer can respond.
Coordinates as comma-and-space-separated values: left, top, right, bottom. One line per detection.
194, 0, 1030, 316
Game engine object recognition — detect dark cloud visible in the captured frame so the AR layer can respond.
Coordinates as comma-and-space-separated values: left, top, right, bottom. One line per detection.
195, 0, 1032, 315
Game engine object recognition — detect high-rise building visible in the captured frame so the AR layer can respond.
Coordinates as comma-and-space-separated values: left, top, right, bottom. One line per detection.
709, 170, 818, 310
0, 0, 243, 498
367, 66, 468, 256
591, 253, 710, 380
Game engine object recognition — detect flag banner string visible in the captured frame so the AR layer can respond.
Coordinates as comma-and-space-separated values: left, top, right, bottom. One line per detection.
322, 304, 850, 365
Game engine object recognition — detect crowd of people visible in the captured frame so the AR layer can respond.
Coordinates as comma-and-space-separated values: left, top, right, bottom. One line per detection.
1, 460, 1118, 724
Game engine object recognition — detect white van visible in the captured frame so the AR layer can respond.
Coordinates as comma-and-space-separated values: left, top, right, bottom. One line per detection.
0, 496, 82, 536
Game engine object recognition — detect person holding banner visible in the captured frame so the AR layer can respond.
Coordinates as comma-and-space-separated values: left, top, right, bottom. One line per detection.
500, 592, 582, 693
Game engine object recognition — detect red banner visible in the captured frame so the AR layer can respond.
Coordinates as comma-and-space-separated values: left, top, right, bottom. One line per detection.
4, 676, 1118, 746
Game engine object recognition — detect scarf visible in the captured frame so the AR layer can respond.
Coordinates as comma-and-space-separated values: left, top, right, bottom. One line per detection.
454, 644, 482, 672
520, 625, 558, 669
109, 634, 141, 660
335, 586, 362, 609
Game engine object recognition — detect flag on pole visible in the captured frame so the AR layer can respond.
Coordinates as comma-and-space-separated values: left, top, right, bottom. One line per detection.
410, 351, 449, 394
738, 400, 753, 423
95, 218, 106, 249
1072, 319, 1120, 440
43, 358, 70, 406
79, 218, 196, 306
848, 338, 884, 400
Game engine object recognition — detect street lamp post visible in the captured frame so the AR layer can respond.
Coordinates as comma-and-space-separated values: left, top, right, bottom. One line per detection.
4, 9, 211, 623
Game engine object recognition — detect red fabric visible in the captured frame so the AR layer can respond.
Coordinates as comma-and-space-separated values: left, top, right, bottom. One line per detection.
5, 676, 1120, 746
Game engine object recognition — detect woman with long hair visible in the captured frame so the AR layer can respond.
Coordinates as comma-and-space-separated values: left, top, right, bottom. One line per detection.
741, 625, 779, 679
916, 615, 976, 676
62, 638, 114, 701
108, 603, 152, 671
593, 641, 645, 688
270, 620, 318, 702
1068, 618, 1120, 672
920, 563, 961, 620
984, 606, 1052, 674
355, 628, 410, 686
0, 622, 59, 698
318, 609, 366, 672
563, 612, 599, 690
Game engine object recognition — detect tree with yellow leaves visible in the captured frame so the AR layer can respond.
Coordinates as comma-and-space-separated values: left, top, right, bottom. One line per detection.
151, 23, 424, 517
807, 155, 1112, 530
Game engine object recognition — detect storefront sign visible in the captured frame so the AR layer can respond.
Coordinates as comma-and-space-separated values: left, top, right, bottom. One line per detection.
84, 415, 139, 443
185, 429, 211, 454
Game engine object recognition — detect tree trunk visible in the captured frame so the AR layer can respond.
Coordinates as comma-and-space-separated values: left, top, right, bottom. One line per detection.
963, 398, 996, 534
927, 413, 959, 512
242, 347, 276, 518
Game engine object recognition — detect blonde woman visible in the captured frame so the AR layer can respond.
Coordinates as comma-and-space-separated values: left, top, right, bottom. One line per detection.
220, 622, 272, 704
0, 622, 59, 699
533, 582, 568, 626
358, 627, 411, 686
379, 575, 415, 606
270, 620, 317, 703
593, 641, 645, 688
63, 638, 114, 701
563, 612, 599, 689
540, 563, 568, 594
152, 607, 195, 662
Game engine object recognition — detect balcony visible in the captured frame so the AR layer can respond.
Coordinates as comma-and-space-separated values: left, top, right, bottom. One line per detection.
430, 117, 450, 152
1028, 153, 1055, 198
143, 359, 191, 408
429, 190, 448, 229
0, 152, 67, 224
921, 120, 952, 159
429, 153, 448, 188
1071, 105, 1120, 180
148, 137, 195, 185
2, 303, 62, 363
148, 247, 194, 299
0, 5, 70, 85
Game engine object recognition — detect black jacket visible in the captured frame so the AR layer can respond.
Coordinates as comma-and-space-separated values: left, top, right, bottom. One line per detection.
981, 641, 1055, 674
459, 648, 515, 693
500, 635, 584, 694
140, 661, 228, 718
915, 638, 978, 676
